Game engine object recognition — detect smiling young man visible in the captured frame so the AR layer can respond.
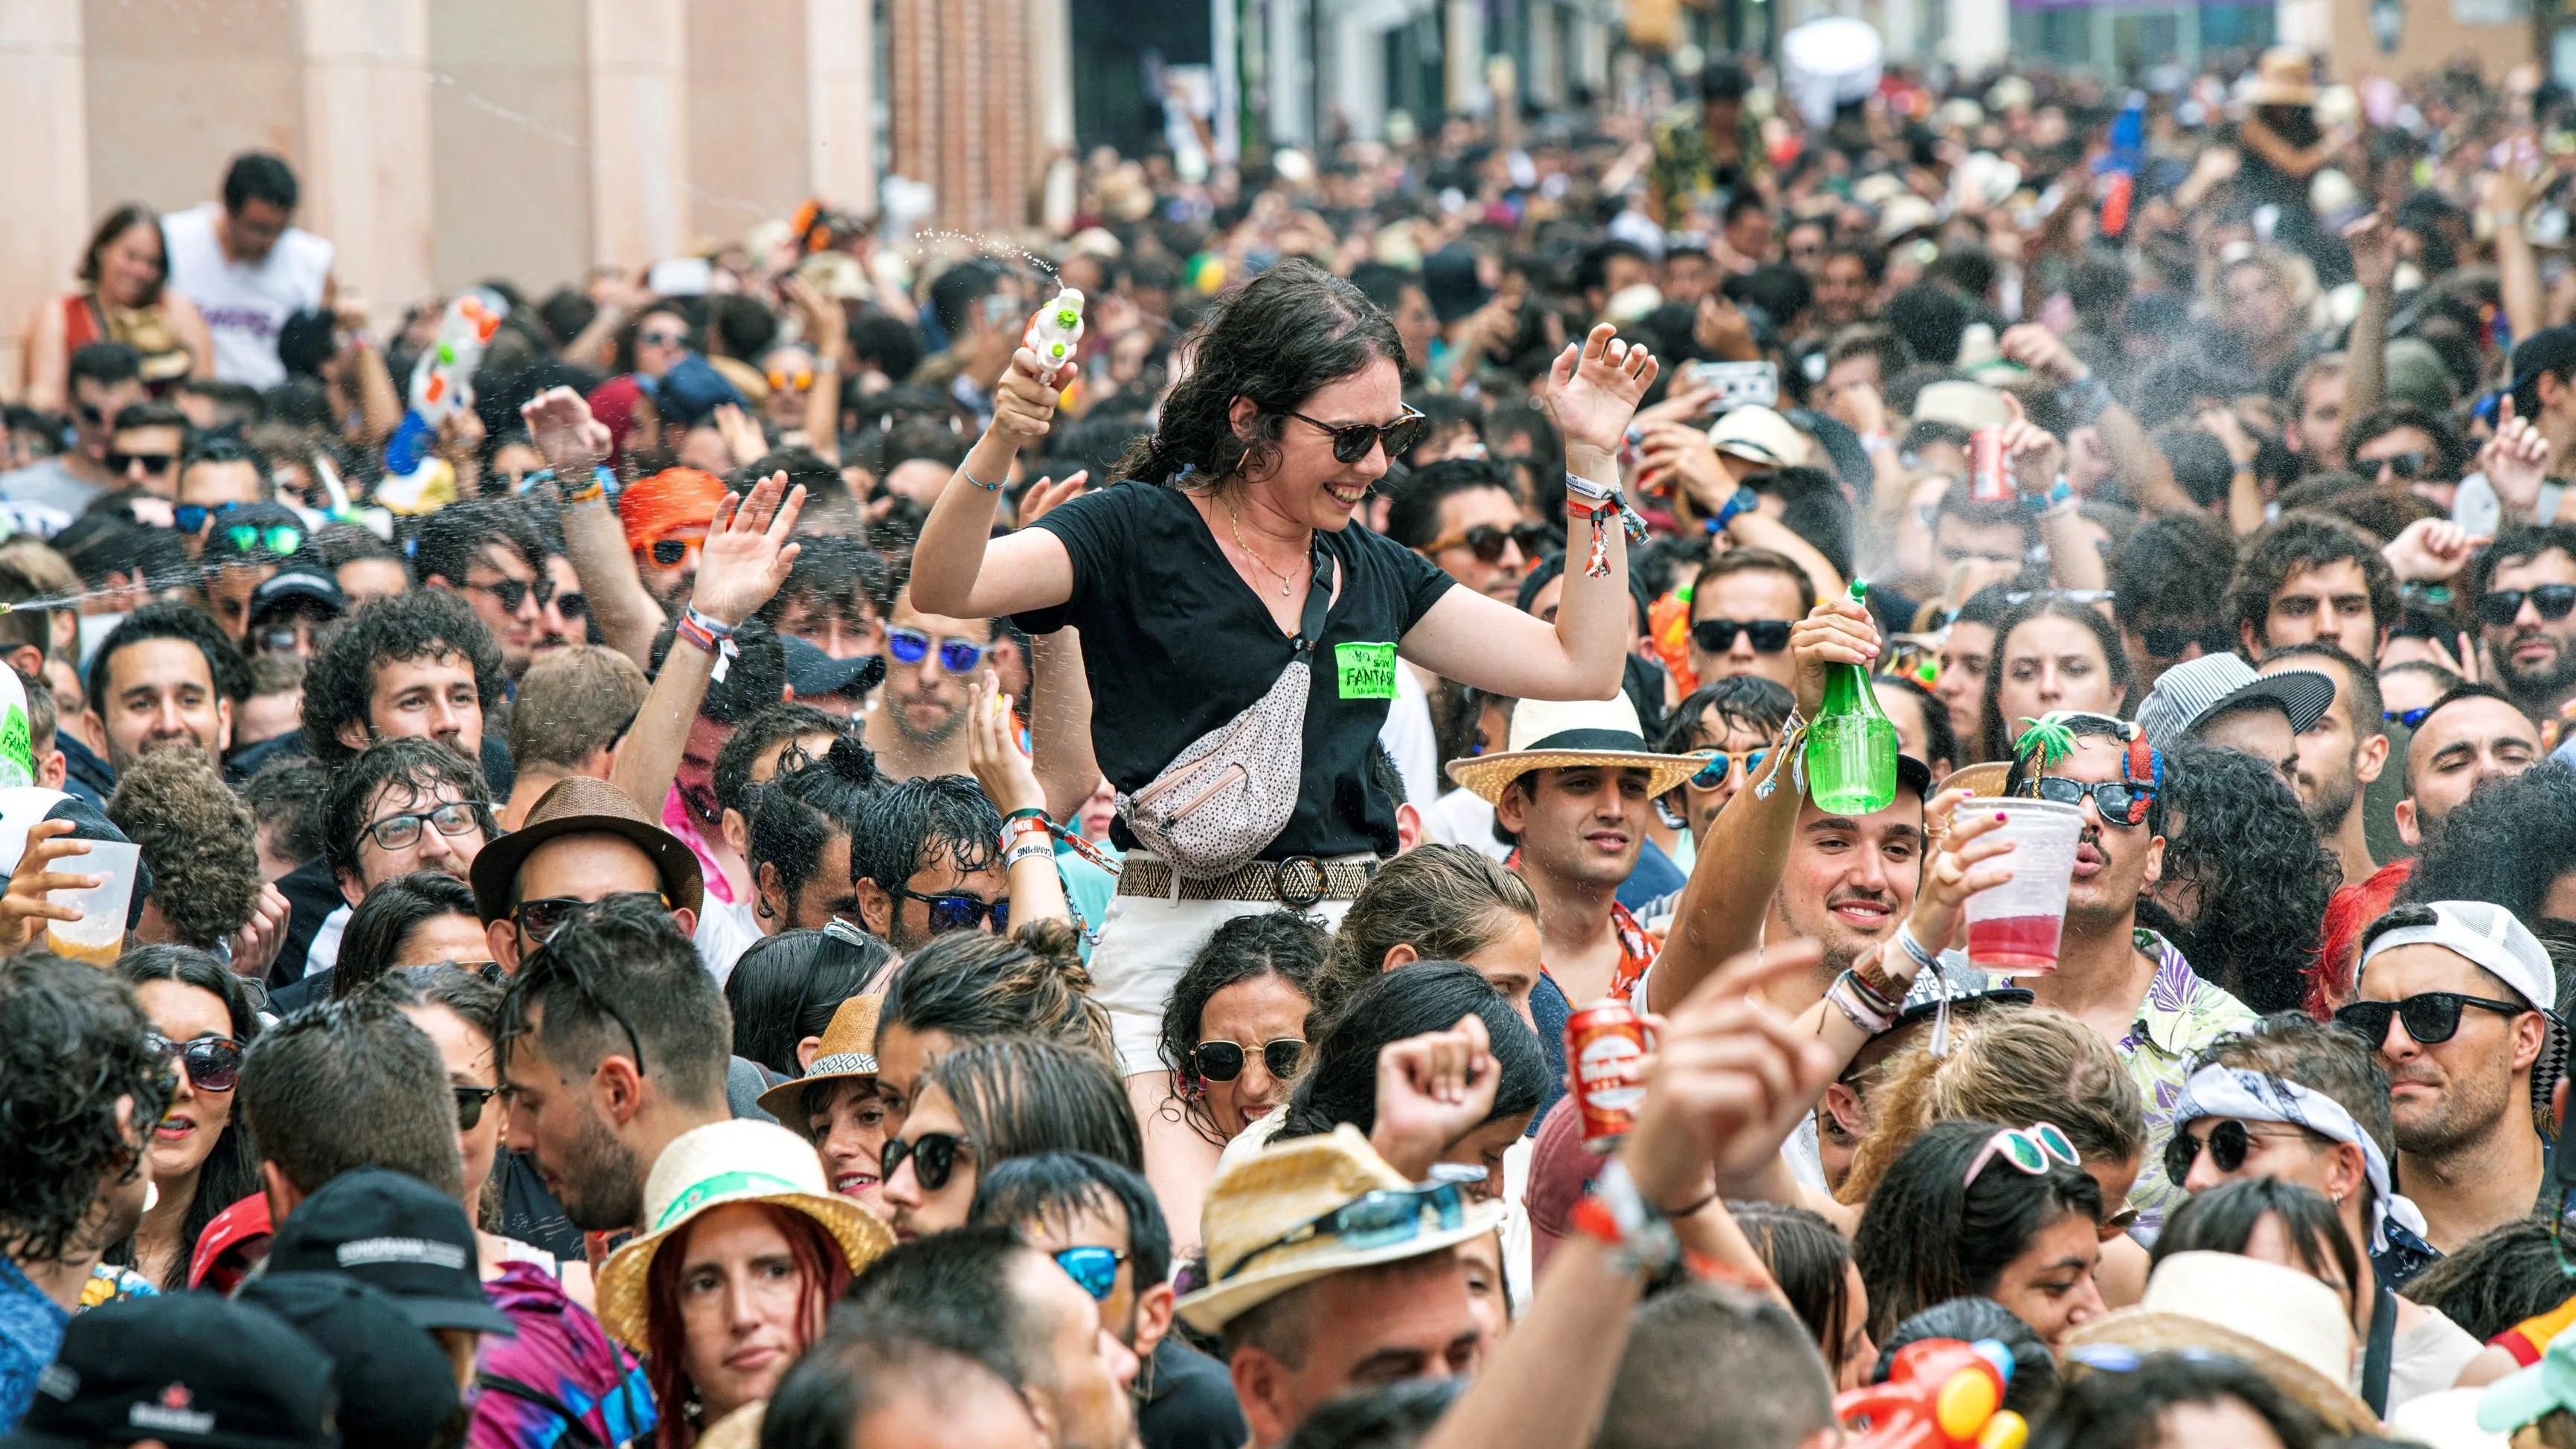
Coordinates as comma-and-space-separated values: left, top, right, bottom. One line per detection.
1444, 695, 1701, 1010
298, 588, 507, 779
80, 601, 245, 776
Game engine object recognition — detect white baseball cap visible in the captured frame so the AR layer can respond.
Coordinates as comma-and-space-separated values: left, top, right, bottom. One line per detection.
2360, 900, 2555, 1011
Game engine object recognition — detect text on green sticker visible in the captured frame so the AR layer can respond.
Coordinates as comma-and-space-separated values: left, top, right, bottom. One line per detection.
1334, 642, 1398, 700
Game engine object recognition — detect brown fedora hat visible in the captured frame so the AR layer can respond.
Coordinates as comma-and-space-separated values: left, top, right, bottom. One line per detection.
468, 776, 704, 923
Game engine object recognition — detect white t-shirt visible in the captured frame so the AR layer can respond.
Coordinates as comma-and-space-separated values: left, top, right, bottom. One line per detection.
161, 203, 333, 388
2377, 1303, 2482, 1416
1378, 664, 1442, 812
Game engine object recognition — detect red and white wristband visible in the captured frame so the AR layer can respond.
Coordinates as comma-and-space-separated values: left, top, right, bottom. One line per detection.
1564, 472, 1648, 578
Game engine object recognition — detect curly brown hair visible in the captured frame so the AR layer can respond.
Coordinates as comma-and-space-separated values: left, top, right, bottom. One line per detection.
106, 747, 260, 950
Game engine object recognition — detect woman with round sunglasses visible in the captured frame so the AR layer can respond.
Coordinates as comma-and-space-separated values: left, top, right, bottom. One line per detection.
1853, 1117, 2108, 1349
114, 945, 260, 1291
879, 1035, 1141, 1243
906, 263, 1659, 1219
1157, 911, 1329, 1150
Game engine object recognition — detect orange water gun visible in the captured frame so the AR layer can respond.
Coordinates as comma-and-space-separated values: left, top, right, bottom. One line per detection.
1833, 1338, 2029, 1449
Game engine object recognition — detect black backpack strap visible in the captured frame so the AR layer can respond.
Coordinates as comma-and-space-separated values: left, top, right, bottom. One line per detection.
1293, 541, 1332, 656
474, 1370, 608, 1449
2360, 1282, 2397, 1417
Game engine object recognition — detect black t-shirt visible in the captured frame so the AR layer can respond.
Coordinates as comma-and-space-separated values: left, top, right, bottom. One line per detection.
1137, 1339, 1246, 1449
1016, 482, 1455, 860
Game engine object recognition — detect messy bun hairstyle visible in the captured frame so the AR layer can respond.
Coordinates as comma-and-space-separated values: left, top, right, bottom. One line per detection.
1113, 258, 1405, 489
748, 733, 888, 910
877, 919, 1113, 1068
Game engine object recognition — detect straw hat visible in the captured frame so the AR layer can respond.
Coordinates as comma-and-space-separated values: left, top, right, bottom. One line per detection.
1708, 405, 1812, 469
2249, 48, 2318, 106
1176, 1125, 1504, 1334
1939, 761, 2013, 798
756, 994, 883, 1122
1444, 693, 1703, 804
596, 1119, 894, 1350
2061, 1251, 2377, 1433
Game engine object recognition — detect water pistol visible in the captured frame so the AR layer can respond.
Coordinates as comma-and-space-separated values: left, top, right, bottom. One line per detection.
383, 289, 508, 480
1833, 1338, 2028, 1449
1024, 288, 1087, 373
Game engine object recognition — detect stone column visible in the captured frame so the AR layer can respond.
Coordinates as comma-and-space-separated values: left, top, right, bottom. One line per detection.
807, 0, 876, 215
0, 0, 89, 397
586, 0, 686, 268
300, 0, 434, 324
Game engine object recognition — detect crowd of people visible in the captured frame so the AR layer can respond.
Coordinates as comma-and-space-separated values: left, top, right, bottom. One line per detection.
16, 34, 2576, 1449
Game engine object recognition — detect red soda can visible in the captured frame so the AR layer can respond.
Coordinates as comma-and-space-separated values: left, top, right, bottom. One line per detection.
1968, 426, 2009, 501
1567, 997, 1647, 1153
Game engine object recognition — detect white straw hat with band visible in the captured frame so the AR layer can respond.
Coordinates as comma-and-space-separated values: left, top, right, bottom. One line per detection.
1443, 693, 1703, 804
2360, 900, 2554, 1012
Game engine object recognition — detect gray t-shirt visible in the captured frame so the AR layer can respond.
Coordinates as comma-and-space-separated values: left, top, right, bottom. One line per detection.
0, 457, 103, 519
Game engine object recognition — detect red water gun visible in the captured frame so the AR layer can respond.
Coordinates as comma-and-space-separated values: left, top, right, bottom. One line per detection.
1833, 1338, 2029, 1449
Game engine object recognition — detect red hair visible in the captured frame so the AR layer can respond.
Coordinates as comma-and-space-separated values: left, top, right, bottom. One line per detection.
643, 1202, 854, 1448
2308, 858, 2415, 1020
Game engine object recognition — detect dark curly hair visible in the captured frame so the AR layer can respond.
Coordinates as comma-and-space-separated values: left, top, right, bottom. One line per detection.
106, 747, 261, 951
0, 953, 170, 1265
301, 588, 504, 767
241, 755, 330, 868
85, 600, 250, 709
714, 701, 853, 820
112, 946, 263, 1290
2397, 760, 2576, 927
1275, 962, 1547, 1143
2133, 741, 2337, 1015
2227, 513, 2399, 657
1111, 259, 1405, 488
849, 774, 1000, 893
319, 735, 496, 891
1157, 910, 1331, 1145
749, 735, 888, 911
1659, 675, 1796, 754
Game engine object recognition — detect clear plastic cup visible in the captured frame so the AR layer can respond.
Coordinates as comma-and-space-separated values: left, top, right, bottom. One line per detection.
45, 839, 140, 968
1960, 798, 2085, 975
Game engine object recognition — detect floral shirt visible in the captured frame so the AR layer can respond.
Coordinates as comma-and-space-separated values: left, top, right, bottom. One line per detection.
2120, 929, 2258, 1236
1646, 104, 1769, 231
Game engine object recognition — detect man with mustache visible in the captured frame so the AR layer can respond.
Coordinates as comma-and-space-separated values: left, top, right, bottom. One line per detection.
2473, 527, 2576, 748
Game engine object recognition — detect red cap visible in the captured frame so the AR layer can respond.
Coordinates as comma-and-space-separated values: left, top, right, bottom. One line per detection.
187, 1192, 274, 1291
1522, 1097, 1610, 1277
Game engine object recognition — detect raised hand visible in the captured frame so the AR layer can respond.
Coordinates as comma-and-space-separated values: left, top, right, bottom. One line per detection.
1999, 322, 2087, 386
520, 386, 613, 472
1547, 323, 1660, 455
1624, 939, 1843, 1203
689, 472, 805, 627
1901, 791, 2018, 960
1016, 471, 1091, 529
2344, 212, 2397, 292
2383, 515, 2482, 584
1370, 1012, 1500, 1182
1635, 423, 1731, 513
1788, 592, 1881, 718
2479, 394, 2552, 518
966, 672, 1046, 817
1, 820, 101, 952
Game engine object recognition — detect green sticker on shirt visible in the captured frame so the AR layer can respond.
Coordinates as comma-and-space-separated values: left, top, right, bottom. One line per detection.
1334, 642, 1398, 701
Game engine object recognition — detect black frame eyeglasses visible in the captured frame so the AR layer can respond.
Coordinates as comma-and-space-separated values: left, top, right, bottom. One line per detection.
882, 1131, 966, 1192
364, 800, 487, 852
2478, 585, 2576, 628
2333, 991, 2529, 1047
1285, 405, 1427, 465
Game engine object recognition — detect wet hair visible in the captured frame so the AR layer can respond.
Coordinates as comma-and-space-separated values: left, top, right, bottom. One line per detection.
238, 992, 463, 1201
1659, 675, 1796, 754
301, 589, 504, 767
757, 533, 890, 634
2397, 1217, 2566, 1342
1157, 911, 1330, 1145
2111, 513, 2238, 632
877, 920, 1113, 1067
2229, 513, 2400, 655
2151, 1177, 2361, 1320
1839, 1008, 2144, 1208
713, 701, 850, 819
2136, 740, 2336, 1015
106, 746, 260, 950
1729, 1201, 1857, 1377
849, 774, 1001, 893
1276, 1380, 1462, 1449
745, 735, 884, 910
1311, 845, 1540, 1027
0, 954, 169, 1265
499, 895, 732, 1112
1874, 1297, 2059, 1419
1276, 963, 1547, 1141
113, 947, 261, 1290
330, 872, 482, 1000
924, 1036, 1143, 1174
86, 600, 250, 711
1596, 1285, 1837, 1449
725, 925, 891, 1079
507, 645, 648, 774
1977, 595, 2134, 763
319, 735, 497, 891
969, 1150, 1172, 1291
1113, 259, 1406, 488
411, 499, 542, 588
242, 755, 330, 868
1852, 1118, 2104, 1341
2028, 1352, 2323, 1449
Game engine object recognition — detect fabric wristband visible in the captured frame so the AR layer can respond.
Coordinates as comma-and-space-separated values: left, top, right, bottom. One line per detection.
675, 606, 739, 681
1564, 471, 1648, 578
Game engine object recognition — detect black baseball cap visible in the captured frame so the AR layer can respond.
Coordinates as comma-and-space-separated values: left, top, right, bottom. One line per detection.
1, 1291, 335, 1448
782, 634, 885, 701
247, 570, 347, 630
260, 1168, 515, 1337
2509, 325, 2576, 417
233, 1273, 465, 1449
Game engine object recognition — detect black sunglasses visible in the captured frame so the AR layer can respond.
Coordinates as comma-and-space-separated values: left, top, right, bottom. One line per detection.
888, 887, 1008, 935
2372, 450, 2432, 482
2139, 623, 2236, 661
2016, 774, 2152, 827
150, 1032, 244, 1093
649, 538, 697, 568
1193, 1038, 1305, 1083
110, 451, 177, 476
2161, 1118, 2293, 1186
882, 1131, 965, 1192
513, 891, 672, 946
466, 575, 557, 612
1285, 405, 1427, 464
1691, 618, 1793, 655
555, 590, 587, 621
453, 1085, 499, 1132
2479, 585, 2576, 628
2334, 991, 2528, 1047
1428, 523, 1553, 565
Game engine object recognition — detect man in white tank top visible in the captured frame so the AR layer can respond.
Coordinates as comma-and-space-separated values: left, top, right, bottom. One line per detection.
161, 152, 334, 390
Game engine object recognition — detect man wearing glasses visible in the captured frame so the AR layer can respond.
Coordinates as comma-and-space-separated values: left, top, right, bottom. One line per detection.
2342, 902, 2555, 1254
849, 775, 1009, 953
1683, 549, 1811, 692
2473, 526, 2576, 745
863, 584, 998, 783
416, 500, 550, 680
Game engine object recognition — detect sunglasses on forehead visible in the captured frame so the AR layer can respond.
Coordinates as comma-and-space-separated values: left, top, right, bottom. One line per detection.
1285, 405, 1428, 465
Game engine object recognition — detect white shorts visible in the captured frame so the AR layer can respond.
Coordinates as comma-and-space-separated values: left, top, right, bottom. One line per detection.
1088, 890, 1352, 1076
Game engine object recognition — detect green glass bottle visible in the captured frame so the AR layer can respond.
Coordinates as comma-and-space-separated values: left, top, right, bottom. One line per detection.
1804, 582, 1897, 815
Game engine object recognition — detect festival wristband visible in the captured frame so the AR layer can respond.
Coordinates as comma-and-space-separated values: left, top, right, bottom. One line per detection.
1003, 842, 1055, 869
1715, 484, 1759, 530
2022, 477, 2075, 515
675, 606, 739, 681
1569, 1160, 1681, 1278
561, 465, 619, 507
1564, 472, 1648, 578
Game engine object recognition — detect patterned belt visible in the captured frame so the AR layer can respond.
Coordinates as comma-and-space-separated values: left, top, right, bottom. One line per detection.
1114, 854, 1379, 908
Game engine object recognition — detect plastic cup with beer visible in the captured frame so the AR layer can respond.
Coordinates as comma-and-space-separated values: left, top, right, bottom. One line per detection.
46, 838, 140, 968
1960, 797, 2084, 974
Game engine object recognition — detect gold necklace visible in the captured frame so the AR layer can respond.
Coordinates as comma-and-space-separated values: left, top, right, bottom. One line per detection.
1221, 492, 1301, 600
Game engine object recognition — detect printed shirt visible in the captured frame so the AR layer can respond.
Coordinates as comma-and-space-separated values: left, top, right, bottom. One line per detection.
471, 1260, 656, 1449
1505, 848, 1661, 1003
2119, 929, 2259, 1233
75, 1262, 155, 1311
1645, 105, 1770, 231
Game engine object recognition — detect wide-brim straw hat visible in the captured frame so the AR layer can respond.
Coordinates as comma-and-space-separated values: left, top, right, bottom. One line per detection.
1177, 1125, 1503, 1335
1940, 762, 2013, 798
596, 1119, 893, 1351
756, 993, 884, 1122
2060, 1252, 2377, 1433
2249, 47, 2318, 106
1445, 693, 1703, 804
